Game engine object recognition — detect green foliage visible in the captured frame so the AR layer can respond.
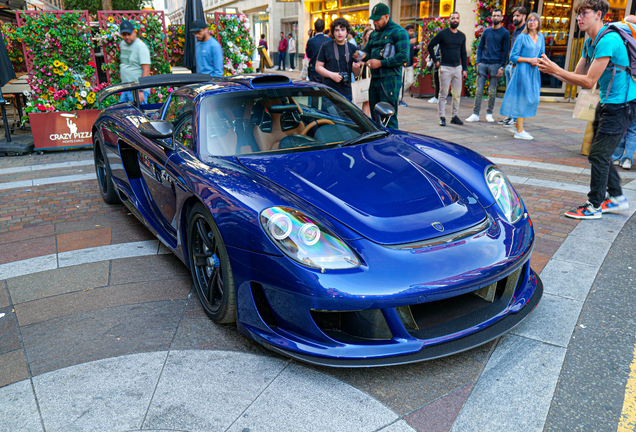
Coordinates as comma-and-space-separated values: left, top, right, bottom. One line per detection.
62, 0, 148, 16
14, 12, 111, 116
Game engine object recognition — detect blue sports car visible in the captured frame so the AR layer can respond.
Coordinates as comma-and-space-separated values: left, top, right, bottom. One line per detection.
94, 74, 542, 367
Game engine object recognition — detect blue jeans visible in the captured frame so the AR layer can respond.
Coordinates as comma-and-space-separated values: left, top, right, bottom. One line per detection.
120, 90, 150, 104
504, 63, 516, 120
613, 115, 636, 163
278, 52, 286, 70
473, 63, 500, 115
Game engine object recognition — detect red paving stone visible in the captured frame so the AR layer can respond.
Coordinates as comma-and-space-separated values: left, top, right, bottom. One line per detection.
56, 227, 113, 253
405, 383, 473, 432
0, 225, 54, 246
0, 235, 56, 265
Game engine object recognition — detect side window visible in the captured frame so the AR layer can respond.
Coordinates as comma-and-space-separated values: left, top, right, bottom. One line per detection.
163, 95, 194, 127
174, 116, 193, 150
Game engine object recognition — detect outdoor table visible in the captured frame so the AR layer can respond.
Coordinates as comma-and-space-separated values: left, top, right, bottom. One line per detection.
1, 75, 30, 130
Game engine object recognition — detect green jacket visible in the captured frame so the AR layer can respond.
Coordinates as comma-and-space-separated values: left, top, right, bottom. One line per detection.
362, 19, 410, 78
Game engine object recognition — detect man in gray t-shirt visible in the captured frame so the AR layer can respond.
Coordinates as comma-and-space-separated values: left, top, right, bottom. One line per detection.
119, 20, 151, 103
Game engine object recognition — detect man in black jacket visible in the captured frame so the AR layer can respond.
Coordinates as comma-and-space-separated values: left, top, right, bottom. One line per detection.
427, 12, 467, 126
305, 19, 329, 83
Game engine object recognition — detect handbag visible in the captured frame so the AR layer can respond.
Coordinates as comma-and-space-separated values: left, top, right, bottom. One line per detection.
573, 84, 599, 122
352, 65, 371, 104
300, 57, 309, 80
404, 66, 415, 91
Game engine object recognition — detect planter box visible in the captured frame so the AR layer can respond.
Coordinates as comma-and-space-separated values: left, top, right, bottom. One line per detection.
409, 73, 468, 98
29, 109, 101, 151
410, 74, 435, 97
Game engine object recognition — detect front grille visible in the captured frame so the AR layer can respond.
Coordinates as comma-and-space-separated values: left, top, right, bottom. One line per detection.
311, 309, 393, 343
401, 264, 525, 340
251, 282, 278, 328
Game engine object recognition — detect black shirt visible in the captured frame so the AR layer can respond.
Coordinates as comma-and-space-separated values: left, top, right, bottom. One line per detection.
306, 33, 329, 72
427, 28, 467, 70
317, 40, 357, 96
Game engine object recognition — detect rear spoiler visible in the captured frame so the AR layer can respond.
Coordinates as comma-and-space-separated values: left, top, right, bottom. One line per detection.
97, 73, 215, 105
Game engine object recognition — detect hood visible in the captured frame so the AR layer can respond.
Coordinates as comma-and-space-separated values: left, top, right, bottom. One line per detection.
238, 138, 486, 245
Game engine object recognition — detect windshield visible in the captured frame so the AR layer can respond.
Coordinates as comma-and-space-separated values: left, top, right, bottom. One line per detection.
198, 87, 381, 157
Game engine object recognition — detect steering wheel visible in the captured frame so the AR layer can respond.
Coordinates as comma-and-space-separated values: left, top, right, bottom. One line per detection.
300, 119, 335, 136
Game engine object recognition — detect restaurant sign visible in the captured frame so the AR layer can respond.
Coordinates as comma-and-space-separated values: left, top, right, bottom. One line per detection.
29, 110, 101, 151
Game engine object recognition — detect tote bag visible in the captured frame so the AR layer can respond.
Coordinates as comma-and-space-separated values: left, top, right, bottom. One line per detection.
352, 64, 371, 104
573, 85, 599, 122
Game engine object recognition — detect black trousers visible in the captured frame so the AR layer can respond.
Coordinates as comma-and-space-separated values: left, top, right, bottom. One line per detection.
588, 101, 636, 207
433, 66, 440, 98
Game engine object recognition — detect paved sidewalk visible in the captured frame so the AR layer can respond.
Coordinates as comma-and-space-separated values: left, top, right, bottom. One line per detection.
1, 90, 635, 432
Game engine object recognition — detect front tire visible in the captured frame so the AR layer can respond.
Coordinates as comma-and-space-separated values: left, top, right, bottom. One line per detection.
187, 203, 236, 323
93, 136, 120, 204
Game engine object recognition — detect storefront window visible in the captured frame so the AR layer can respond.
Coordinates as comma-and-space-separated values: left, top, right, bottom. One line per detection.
419, 0, 454, 19
341, 0, 369, 7
311, 2, 323, 12
605, 0, 626, 22
401, 0, 418, 23
341, 10, 370, 24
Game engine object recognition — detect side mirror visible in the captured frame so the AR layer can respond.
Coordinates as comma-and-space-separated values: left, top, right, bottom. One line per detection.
374, 102, 395, 127
138, 120, 174, 140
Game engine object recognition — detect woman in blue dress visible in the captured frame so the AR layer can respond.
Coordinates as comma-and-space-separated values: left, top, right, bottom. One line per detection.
500, 13, 545, 140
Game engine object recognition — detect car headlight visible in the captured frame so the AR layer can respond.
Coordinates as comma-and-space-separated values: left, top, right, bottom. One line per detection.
485, 166, 524, 223
260, 207, 361, 270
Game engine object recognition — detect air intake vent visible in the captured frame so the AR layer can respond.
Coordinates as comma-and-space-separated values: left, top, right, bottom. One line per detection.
252, 75, 291, 87
251, 282, 278, 328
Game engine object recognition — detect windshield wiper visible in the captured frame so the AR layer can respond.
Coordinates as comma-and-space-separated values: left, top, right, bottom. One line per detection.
339, 130, 389, 147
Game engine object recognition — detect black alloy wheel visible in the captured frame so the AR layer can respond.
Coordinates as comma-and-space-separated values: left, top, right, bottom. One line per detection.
187, 203, 236, 323
93, 136, 120, 204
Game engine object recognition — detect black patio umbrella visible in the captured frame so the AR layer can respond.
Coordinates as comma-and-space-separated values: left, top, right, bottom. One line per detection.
0, 29, 17, 143
183, 0, 205, 72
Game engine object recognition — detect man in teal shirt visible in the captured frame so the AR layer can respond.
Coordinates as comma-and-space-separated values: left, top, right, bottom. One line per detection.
539, 0, 636, 219
119, 20, 151, 103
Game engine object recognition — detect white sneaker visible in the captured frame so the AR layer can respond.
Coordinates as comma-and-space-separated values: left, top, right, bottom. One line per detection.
613, 158, 621, 165
465, 114, 480, 122
486, 114, 495, 122
428, 97, 438, 104
622, 159, 632, 170
514, 130, 534, 140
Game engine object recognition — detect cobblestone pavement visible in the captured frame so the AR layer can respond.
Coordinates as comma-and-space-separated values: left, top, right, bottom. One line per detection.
1, 92, 634, 432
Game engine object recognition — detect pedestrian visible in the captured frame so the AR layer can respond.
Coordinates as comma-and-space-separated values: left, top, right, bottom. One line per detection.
465, 8, 509, 123
399, 23, 417, 107
359, 26, 374, 116
358, 3, 410, 128
287, 33, 296, 71
277, 32, 288, 71
426, 46, 441, 104
348, 30, 357, 43
538, 1, 636, 219
191, 19, 223, 77
427, 11, 467, 126
306, 19, 329, 83
499, 6, 527, 127
118, 20, 151, 103
258, 34, 268, 73
316, 18, 360, 101
499, 13, 544, 140
325, 29, 331, 38
612, 118, 636, 169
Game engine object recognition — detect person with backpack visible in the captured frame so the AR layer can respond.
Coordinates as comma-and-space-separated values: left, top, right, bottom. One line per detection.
538, 0, 636, 219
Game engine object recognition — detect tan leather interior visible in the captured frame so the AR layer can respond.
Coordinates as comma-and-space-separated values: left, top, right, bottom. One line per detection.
253, 98, 306, 152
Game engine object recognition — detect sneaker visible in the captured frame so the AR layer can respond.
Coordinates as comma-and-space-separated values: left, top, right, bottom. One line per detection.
514, 130, 534, 140
486, 114, 495, 123
564, 202, 602, 219
622, 159, 632, 170
439, 117, 446, 126
498, 117, 511, 125
613, 158, 621, 166
451, 116, 464, 125
428, 97, 439, 104
465, 114, 480, 122
399, 100, 408, 107
601, 195, 629, 213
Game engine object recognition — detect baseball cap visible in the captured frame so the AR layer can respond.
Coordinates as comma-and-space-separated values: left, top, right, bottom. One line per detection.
369, 3, 390, 20
119, 20, 135, 34
190, 19, 208, 32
